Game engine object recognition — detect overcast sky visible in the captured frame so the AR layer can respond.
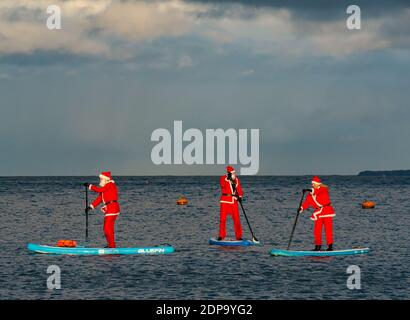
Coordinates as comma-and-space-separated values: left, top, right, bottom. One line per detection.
1, 0, 409, 176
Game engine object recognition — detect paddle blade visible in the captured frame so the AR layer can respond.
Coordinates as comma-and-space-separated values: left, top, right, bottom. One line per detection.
252, 237, 260, 244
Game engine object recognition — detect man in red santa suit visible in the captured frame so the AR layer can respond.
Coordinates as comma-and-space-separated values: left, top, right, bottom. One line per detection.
85, 172, 120, 248
217, 166, 244, 241
298, 176, 335, 251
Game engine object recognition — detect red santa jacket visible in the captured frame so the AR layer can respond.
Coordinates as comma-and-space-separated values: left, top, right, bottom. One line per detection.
220, 176, 243, 204
301, 186, 335, 221
89, 182, 120, 216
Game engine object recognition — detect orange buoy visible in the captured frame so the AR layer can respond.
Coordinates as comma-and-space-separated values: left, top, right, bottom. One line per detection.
176, 197, 188, 205
362, 201, 376, 209
57, 239, 78, 247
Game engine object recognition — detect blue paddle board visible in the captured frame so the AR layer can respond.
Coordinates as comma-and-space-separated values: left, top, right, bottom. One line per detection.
270, 248, 369, 257
209, 238, 260, 246
27, 243, 175, 255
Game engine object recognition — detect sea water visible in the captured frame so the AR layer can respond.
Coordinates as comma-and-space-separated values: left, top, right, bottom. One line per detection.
0, 176, 409, 299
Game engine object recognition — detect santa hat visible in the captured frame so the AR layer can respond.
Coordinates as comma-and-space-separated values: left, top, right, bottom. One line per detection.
99, 171, 113, 181
311, 176, 322, 185
226, 166, 235, 173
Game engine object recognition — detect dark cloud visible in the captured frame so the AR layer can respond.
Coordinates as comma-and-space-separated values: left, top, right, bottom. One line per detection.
187, 0, 410, 20
1, 1, 410, 175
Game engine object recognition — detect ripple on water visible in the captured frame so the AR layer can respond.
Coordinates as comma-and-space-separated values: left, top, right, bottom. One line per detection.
0, 176, 409, 299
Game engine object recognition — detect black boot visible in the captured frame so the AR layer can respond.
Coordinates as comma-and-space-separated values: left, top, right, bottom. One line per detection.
217, 237, 223, 241
326, 244, 333, 251
313, 245, 321, 251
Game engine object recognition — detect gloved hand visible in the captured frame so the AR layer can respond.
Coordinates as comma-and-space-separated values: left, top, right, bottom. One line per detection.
298, 207, 303, 214
84, 183, 90, 187
237, 196, 243, 203
85, 206, 93, 213
303, 188, 312, 193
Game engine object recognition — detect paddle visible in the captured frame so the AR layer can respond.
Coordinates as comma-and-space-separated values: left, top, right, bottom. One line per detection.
228, 174, 259, 243
287, 189, 309, 250
238, 200, 259, 243
85, 184, 89, 242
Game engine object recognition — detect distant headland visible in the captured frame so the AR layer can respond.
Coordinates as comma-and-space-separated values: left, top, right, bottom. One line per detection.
358, 170, 410, 176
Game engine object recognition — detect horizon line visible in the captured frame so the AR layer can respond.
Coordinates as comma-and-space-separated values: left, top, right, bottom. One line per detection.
0, 174, 363, 178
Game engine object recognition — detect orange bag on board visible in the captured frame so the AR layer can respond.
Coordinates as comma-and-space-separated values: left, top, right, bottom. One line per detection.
57, 240, 77, 247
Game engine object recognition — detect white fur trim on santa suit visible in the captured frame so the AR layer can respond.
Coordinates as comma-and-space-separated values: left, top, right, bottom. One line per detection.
220, 177, 239, 204
90, 181, 115, 191
104, 213, 120, 217
311, 192, 324, 208
319, 214, 335, 218
99, 174, 114, 183
310, 207, 323, 221
101, 205, 120, 215
310, 209, 336, 221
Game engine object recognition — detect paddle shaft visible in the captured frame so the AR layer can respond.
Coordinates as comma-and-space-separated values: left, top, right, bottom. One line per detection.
85, 185, 89, 241
238, 201, 258, 242
287, 190, 308, 250
228, 177, 258, 242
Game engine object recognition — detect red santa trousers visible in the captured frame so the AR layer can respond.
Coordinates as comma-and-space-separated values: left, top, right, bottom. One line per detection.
219, 202, 243, 240
104, 215, 117, 248
313, 217, 333, 246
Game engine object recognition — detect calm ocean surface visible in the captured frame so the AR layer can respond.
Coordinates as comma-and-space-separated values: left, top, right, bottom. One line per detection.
0, 176, 409, 299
